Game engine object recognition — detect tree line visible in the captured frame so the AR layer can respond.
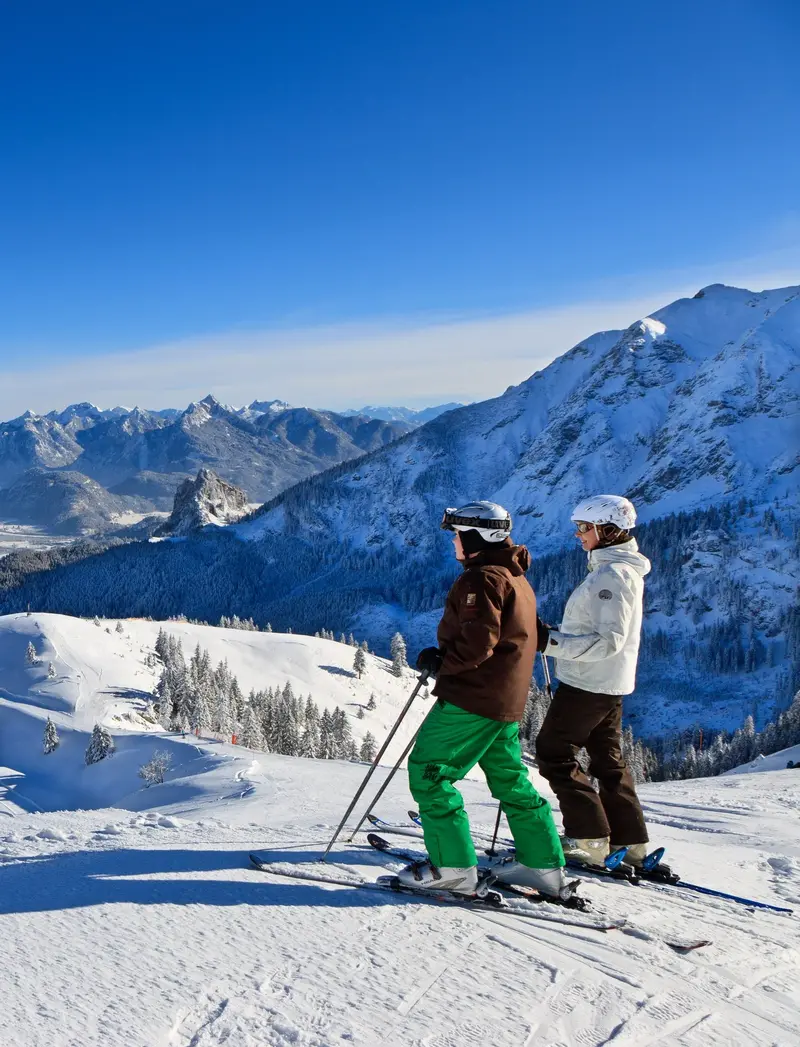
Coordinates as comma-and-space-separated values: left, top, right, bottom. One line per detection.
153, 628, 377, 762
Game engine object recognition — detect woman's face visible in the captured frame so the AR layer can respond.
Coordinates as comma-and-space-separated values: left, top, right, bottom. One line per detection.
575, 521, 601, 553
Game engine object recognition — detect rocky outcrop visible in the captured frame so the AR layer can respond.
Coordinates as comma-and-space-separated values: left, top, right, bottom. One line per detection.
155, 469, 249, 536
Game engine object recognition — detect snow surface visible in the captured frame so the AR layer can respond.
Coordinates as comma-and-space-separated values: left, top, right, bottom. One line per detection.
1, 613, 799, 1046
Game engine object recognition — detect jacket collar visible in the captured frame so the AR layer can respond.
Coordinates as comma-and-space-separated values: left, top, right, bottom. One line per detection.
588, 537, 651, 577
463, 542, 531, 576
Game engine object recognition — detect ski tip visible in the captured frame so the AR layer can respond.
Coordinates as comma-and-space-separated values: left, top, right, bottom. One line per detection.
407, 809, 421, 823
366, 813, 380, 825
366, 832, 389, 850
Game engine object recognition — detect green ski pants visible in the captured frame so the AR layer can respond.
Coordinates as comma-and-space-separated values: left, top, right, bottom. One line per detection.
407, 699, 565, 870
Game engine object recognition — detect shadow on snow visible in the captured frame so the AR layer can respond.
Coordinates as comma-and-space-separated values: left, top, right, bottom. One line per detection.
0, 845, 403, 916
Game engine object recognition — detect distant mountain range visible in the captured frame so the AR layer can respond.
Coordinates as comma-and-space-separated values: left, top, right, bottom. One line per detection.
1, 284, 797, 737
339, 403, 465, 423
0, 397, 423, 530
0, 397, 463, 532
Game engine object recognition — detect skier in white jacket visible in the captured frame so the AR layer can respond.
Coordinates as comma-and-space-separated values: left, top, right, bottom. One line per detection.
535, 495, 653, 868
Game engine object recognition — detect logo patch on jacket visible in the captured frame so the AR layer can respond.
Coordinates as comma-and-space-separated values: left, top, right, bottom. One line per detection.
465, 592, 477, 607
598, 589, 613, 600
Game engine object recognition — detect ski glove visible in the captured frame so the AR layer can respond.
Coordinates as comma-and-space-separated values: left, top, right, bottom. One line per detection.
536, 616, 551, 653
415, 647, 444, 675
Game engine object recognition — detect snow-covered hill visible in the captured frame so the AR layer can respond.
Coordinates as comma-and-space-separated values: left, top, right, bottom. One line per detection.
0, 611, 799, 1046
0, 613, 427, 814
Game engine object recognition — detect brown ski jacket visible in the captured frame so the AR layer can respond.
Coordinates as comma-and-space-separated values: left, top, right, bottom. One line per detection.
432, 541, 537, 723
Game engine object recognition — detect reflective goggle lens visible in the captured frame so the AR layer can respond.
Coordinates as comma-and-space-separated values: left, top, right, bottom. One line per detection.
575, 521, 593, 533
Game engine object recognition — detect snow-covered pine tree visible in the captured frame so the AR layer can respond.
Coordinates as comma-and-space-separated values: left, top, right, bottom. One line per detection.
390, 632, 407, 676
304, 694, 319, 725
367, 693, 377, 711
191, 689, 212, 737
213, 684, 233, 739
353, 647, 367, 679
273, 697, 299, 756
298, 725, 317, 758
47, 662, 56, 679
356, 706, 365, 719
115, 621, 124, 634
154, 627, 169, 663
240, 704, 265, 751
229, 677, 244, 735
348, 633, 357, 646
317, 709, 335, 759
331, 707, 354, 759
25, 641, 37, 665
359, 732, 377, 762
43, 717, 59, 754
85, 724, 115, 765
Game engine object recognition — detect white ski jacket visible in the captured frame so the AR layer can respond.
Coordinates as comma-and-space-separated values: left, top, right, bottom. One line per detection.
545, 539, 651, 696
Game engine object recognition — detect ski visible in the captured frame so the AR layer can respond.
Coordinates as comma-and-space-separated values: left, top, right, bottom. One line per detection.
383, 810, 790, 916
249, 853, 622, 932
640, 878, 793, 915
362, 837, 710, 952
366, 832, 591, 912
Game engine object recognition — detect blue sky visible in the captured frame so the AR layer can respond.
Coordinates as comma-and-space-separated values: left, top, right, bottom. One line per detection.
1, 0, 798, 414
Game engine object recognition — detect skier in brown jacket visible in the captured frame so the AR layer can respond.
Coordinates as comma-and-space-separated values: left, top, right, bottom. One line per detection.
394, 501, 569, 899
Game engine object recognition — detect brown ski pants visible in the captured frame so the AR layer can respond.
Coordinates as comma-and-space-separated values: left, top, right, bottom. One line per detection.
535, 682, 648, 844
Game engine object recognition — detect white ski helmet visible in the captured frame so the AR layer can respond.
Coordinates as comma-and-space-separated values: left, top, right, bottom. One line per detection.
570, 494, 637, 531
441, 501, 512, 543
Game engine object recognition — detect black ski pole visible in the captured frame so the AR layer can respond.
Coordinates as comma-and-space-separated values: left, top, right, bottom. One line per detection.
347, 725, 422, 841
321, 671, 428, 861
487, 803, 503, 857
539, 650, 553, 701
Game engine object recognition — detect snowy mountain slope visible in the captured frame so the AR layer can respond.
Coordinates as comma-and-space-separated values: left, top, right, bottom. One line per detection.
0, 636, 799, 1047
0, 612, 429, 813
0, 468, 151, 535
247, 283, 799, 555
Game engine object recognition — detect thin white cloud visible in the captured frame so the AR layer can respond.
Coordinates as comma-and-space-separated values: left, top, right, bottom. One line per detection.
1, 258, 798, 418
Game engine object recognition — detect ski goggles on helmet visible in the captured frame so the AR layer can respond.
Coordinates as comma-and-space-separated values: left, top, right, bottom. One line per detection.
441, 508, 511, 532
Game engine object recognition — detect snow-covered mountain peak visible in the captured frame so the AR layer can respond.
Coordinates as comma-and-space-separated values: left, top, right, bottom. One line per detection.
239, 399, 293, 420
247, 281, 798, 555
180, 394, 234, 426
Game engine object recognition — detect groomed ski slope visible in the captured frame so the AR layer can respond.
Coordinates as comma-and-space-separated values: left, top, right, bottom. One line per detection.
0, 614, 799, 1046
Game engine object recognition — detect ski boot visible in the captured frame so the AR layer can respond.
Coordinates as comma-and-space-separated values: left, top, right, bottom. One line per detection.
491, 860, 588, 910
612, 843, 680, 884
394, 859, 479, 896
560, 836, 611, 867
613, 842, 648, 867
493, 861, 576, 900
